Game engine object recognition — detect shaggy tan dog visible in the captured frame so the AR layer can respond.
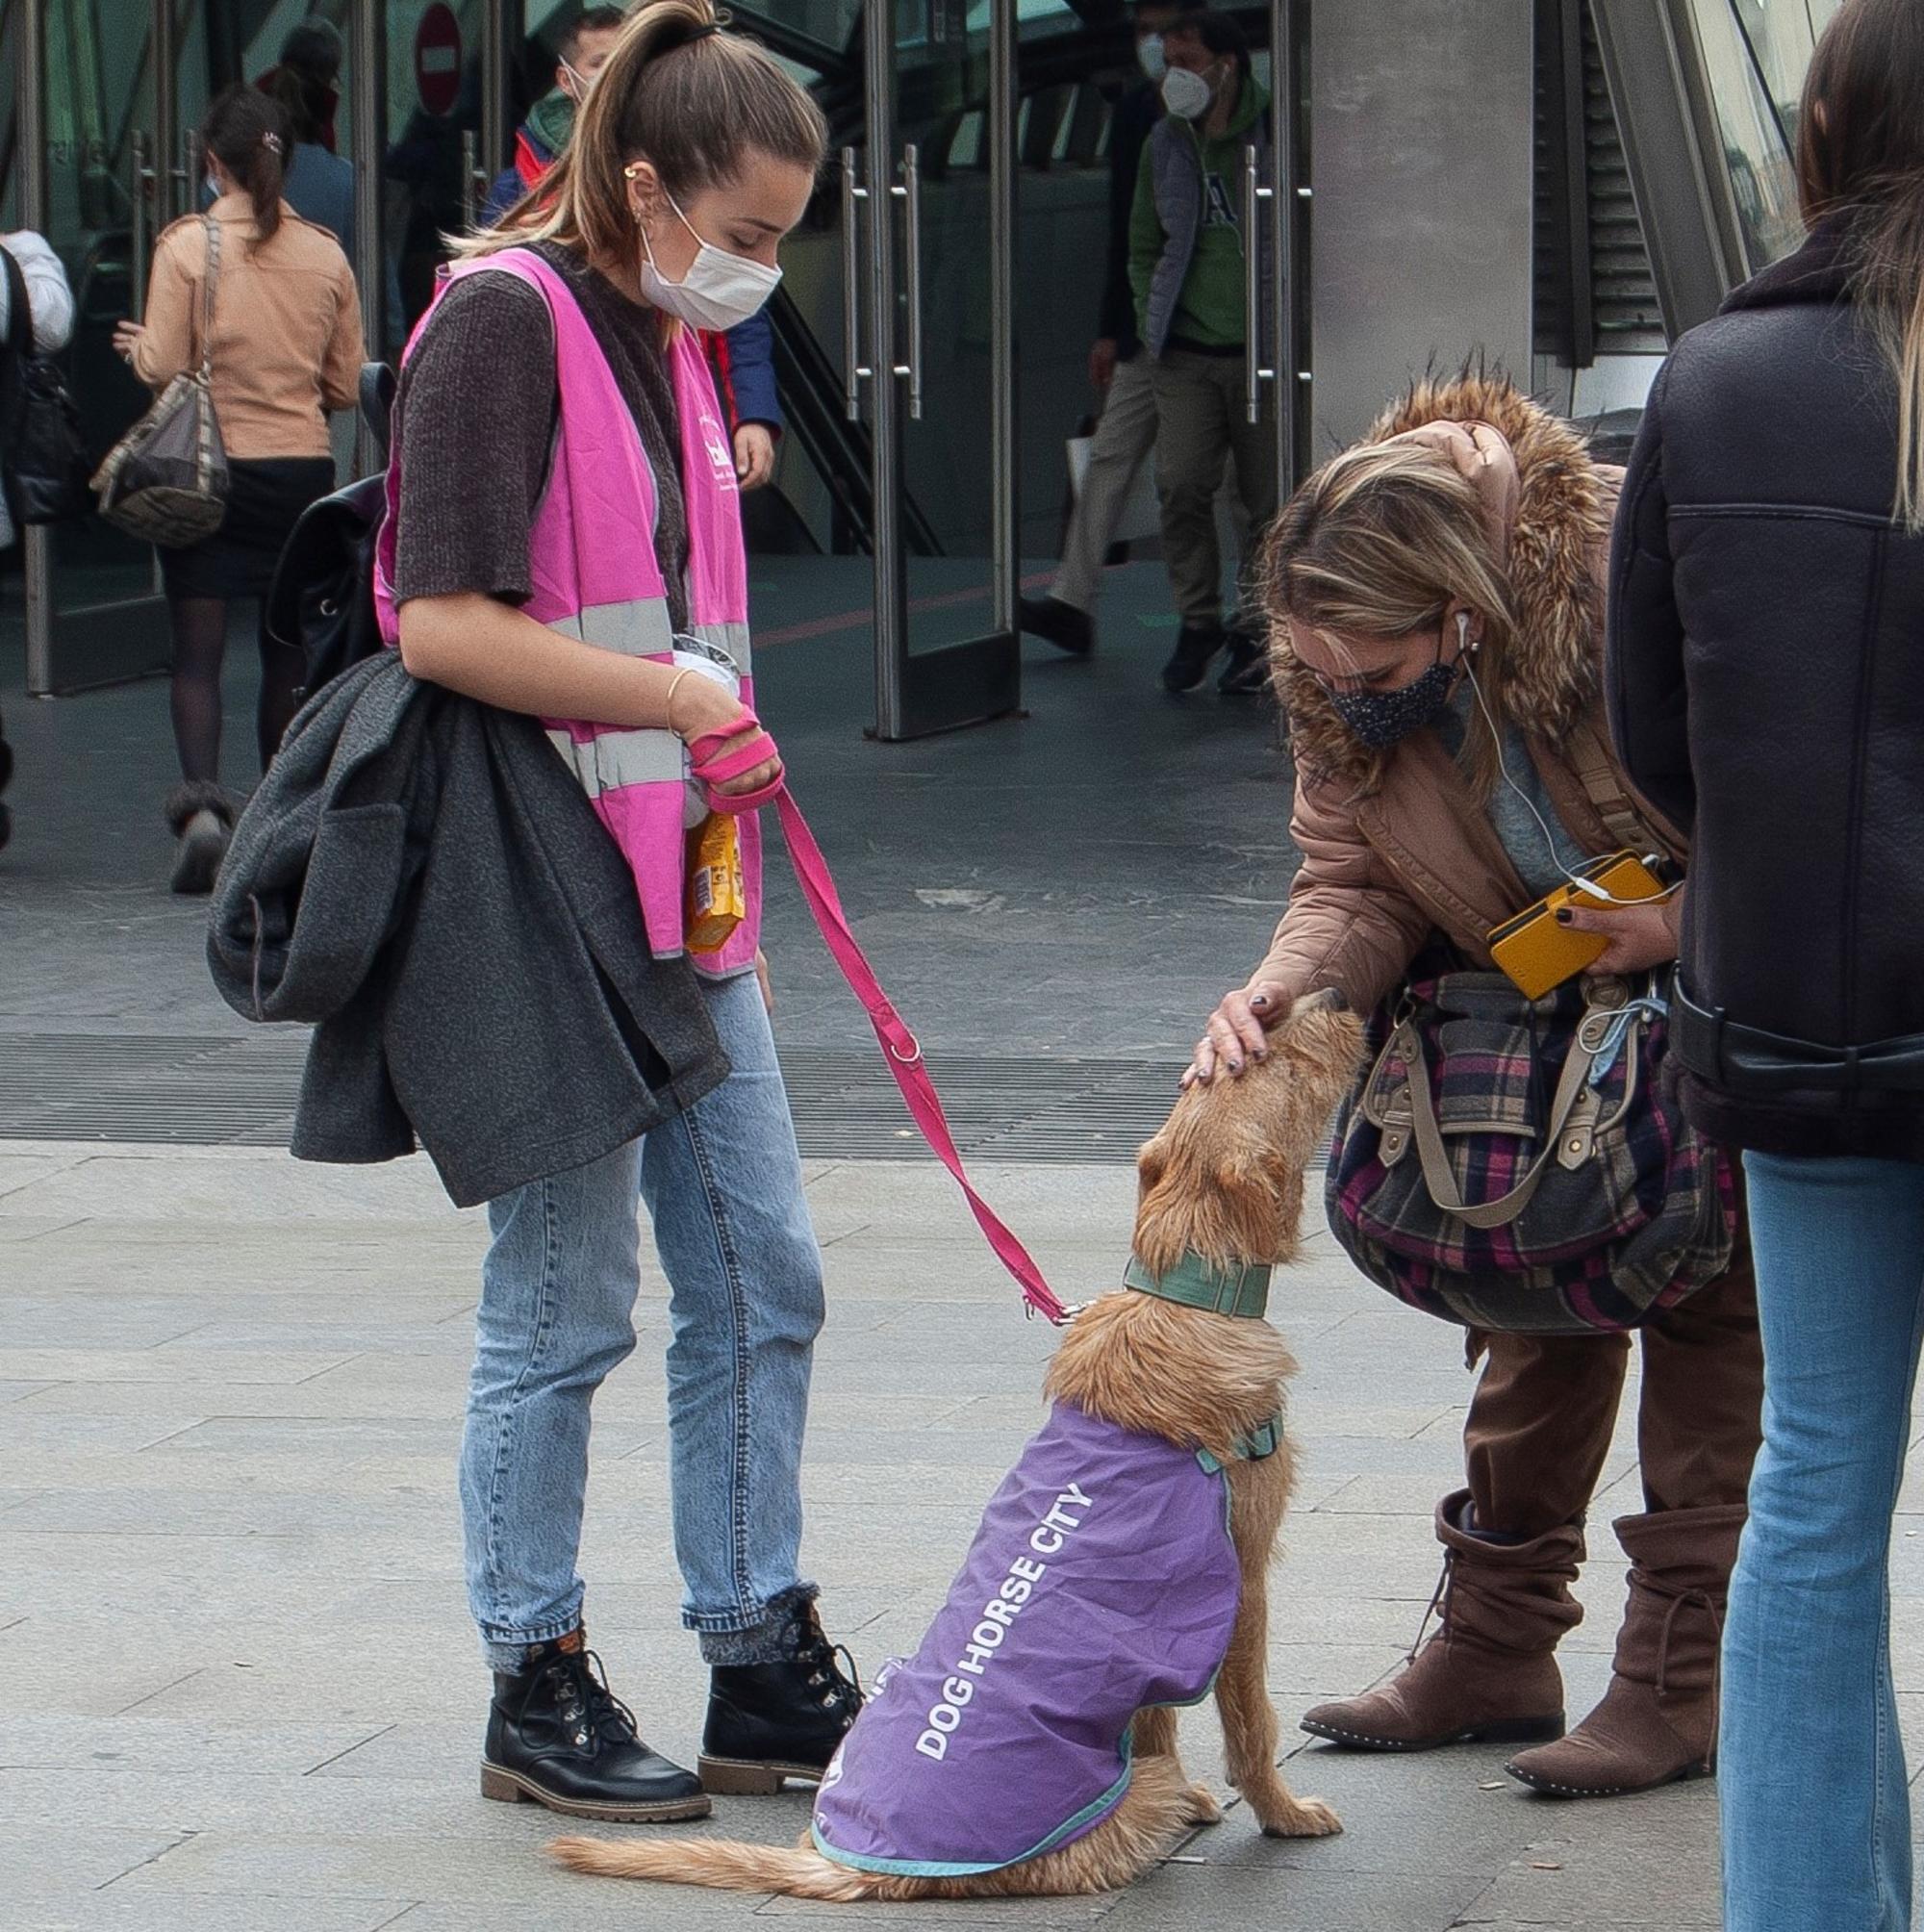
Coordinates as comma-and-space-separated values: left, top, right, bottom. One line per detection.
550, 989, 1364, 1900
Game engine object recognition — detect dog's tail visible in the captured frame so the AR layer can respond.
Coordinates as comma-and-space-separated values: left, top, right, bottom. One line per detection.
547, 1833, 880, 1900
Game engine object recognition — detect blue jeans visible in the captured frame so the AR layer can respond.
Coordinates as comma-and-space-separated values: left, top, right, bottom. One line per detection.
1723, 1151, 1924, 1932
459, 971, 825, 1670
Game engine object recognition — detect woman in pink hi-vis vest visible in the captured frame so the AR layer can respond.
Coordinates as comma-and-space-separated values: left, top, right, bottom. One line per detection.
382, 0, 859, 1826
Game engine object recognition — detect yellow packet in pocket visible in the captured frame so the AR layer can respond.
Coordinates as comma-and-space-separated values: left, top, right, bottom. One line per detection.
686, 812, 747, 953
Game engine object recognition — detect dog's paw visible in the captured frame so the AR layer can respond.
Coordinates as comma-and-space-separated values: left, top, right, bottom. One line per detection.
1259, 1796, 1343, 1839
1182, 1783, 1224, 1826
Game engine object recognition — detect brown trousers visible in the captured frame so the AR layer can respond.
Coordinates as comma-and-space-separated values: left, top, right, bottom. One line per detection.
1463, 1236, 1764, 1539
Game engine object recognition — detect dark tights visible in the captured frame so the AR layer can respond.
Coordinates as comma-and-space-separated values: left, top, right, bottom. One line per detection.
167, 595, 306, 783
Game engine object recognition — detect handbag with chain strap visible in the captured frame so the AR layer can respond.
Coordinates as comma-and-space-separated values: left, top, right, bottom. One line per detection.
92, 216, 230, 546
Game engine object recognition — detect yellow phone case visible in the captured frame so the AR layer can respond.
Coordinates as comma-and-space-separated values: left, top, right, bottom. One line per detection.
1487, 852, 1669, 1000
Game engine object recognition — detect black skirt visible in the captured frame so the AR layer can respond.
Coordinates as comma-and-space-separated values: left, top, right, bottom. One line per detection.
159, 456, 337, 599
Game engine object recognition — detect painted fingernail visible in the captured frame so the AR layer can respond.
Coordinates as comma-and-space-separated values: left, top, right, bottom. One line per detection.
1250, 993, 1270, 1008
1227, 1059, 1243, 1074
1555, 909, 1573, 926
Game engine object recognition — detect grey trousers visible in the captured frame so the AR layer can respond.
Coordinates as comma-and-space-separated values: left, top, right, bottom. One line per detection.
1150, 349, 1278, 628
1051, 353, 1249, 617
1051, 354, 1158, 614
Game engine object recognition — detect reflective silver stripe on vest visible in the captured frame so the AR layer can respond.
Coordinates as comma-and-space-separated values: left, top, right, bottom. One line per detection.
546, 599, 676, 659
547, 724, 685, 799
687, 620, 751, 679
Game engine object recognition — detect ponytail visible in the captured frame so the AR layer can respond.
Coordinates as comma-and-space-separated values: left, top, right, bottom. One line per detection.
202, 82, 291, 252
456, 0, 826, 269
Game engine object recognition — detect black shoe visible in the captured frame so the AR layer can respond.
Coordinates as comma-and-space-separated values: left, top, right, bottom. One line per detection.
481, 1630, 712, 1822
1017, 596, 1095, 656
1161, 623, 1225, 694
1218, 631, 1270, 697
164, 781, 235, 897
699, 1601, 864, 1794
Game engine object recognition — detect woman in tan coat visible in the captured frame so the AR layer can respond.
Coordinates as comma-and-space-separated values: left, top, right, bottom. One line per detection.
114, 84, 363, 892
1188, 373, 1761, 1799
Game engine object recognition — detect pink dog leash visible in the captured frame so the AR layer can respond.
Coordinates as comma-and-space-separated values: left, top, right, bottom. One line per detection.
691, 716, 1069, 1326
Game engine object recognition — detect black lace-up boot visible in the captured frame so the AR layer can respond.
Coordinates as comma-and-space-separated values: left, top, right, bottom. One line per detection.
699, 1601, 864, 1794
480, 1628, 711, 1821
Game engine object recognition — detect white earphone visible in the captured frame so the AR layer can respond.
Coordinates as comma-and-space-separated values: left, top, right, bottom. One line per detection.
1454, 607, 1675, 908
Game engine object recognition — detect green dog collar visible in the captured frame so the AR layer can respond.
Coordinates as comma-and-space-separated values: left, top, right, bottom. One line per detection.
1122, 1252, 1273, 1321
1198, 1409, 1287, 1470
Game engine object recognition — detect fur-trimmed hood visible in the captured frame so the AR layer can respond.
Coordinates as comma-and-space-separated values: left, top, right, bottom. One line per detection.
1274, 373, 1616, 794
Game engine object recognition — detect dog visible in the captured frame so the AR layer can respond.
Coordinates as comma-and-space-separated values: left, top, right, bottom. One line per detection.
549, 989, 1364, 1900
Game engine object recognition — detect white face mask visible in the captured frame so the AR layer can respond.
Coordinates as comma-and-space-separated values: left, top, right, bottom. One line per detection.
560, 58, 595, 104
1160, 63, 1215, 121
1136, 33, 1166, 82
638, 191, 783, 333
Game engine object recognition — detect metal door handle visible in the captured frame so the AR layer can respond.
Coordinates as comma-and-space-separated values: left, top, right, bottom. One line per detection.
171, 132, 204, 223
840, 147, 871, 421
1243, 143, 1276, 425
131, 129, 156, 321
895, 143, 924, 421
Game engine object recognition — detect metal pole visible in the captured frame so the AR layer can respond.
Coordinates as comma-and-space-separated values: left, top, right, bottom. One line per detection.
1273, 0, 1303, 496
988, 0, 1016, 638
153, 0, 177, 223
350, 0, 385, 470
20, 0, 50, 696
865, 12, 905, 739
481, 0, 506, 199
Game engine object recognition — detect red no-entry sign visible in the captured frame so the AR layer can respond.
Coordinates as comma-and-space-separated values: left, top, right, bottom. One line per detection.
415, 3, 462, 117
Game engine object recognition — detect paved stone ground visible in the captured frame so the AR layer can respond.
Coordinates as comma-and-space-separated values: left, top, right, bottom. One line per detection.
6, 565, 1923, 1927
8, 1136, 1877, 1932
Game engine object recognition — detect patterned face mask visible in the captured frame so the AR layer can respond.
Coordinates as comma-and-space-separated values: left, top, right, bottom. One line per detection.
1328, 659, 1457, 749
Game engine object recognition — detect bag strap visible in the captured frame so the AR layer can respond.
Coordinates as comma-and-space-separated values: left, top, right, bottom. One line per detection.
1566, 720, 1658, 855
197, 216, 221, 382
1396, 1007, 1615, 1231
771, 784, 1068, 1326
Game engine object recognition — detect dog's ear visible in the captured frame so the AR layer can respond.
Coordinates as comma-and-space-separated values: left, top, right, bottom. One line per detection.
1137, 1135, 1169, 1187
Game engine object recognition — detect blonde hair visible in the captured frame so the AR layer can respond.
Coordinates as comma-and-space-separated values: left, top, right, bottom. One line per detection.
456, 0, 826, 272
1259, 441, 1521, 798
1797, 0, 1924, 534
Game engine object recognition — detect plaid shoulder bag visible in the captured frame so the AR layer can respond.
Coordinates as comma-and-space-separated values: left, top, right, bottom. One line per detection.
92, 216, 229, 547
1326, 967, 1734, 1335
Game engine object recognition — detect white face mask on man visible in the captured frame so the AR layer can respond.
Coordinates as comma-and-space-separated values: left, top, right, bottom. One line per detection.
637, 188, 783, 334
1160, 60, 1222, 121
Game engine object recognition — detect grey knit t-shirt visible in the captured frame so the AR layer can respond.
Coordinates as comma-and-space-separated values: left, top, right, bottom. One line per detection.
389, 241, 691, 631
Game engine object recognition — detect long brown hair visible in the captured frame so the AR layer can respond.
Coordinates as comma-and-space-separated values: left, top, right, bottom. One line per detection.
459, 0, 826, 270
1259, 441, 1521, 800
202, 84, 291, 250
1797, 0, 1924, 532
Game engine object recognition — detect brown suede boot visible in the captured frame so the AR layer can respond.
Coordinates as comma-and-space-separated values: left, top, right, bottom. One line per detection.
1300, 1489, 1582, 1752
1505, 1503, 1741, 1798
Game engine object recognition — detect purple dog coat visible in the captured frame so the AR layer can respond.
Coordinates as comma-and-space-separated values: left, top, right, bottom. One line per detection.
811, 1402, 1243, 1876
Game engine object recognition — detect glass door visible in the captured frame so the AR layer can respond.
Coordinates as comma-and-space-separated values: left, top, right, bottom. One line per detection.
19, 0, 175, 694
848, 0, 1020, 740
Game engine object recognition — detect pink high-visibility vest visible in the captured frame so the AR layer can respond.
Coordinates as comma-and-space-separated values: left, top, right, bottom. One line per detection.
375, 246, 760, 974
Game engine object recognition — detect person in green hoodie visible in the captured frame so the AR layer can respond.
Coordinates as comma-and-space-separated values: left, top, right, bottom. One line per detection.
1129, 10, 1276, 696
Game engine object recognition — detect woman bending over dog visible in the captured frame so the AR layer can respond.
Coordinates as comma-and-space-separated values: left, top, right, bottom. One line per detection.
1189, 371, 1761, 1800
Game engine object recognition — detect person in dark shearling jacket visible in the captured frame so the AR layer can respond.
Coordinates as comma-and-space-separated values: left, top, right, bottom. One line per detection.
1605, 4, 1924, 1923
